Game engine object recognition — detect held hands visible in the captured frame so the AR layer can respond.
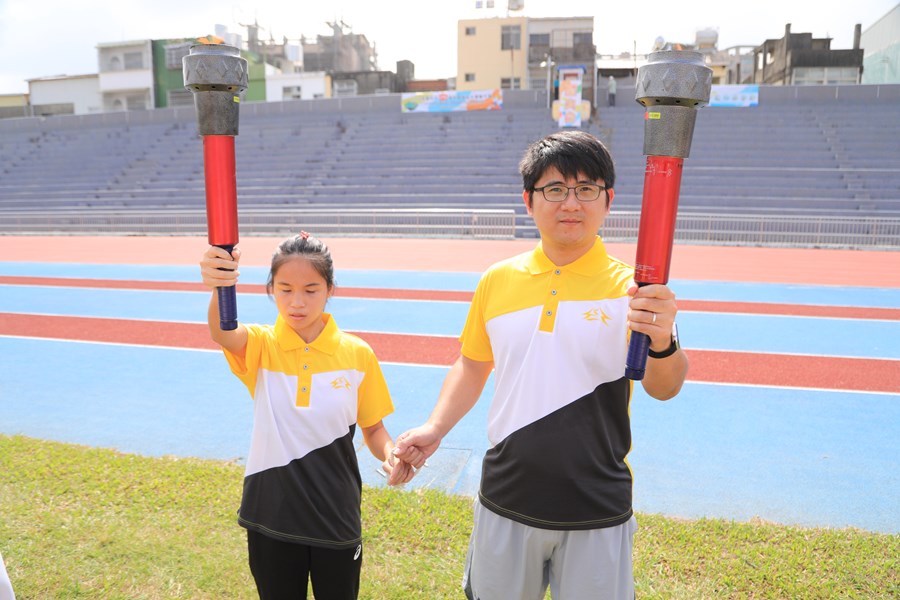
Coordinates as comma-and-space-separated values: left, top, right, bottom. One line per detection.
200, 246, 241, 288
378, 446, 427, 486
377, 427, 436, 487
377, 444, 428, 486
627, 283, 678, 353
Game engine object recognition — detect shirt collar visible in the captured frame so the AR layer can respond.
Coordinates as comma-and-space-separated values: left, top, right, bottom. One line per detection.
275, 312, 341, 354
524, 236, 610, 276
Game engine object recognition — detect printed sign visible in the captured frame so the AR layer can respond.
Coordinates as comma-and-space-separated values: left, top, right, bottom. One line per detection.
401, 89, 503, 112
709, 85, 759, 107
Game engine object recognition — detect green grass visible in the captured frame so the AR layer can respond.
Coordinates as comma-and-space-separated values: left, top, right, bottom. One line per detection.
1, 435, 897, 599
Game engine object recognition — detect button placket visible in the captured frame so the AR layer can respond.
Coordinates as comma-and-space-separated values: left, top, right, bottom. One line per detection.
296, 350, 313, 407
539, 269, 562, 332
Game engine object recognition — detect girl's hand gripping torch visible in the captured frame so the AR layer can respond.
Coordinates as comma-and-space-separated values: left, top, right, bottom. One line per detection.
183, 44, 248, 331
624, 51, 711, 380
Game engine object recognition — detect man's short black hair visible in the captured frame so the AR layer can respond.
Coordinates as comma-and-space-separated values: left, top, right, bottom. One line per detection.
519, 131, 616, 206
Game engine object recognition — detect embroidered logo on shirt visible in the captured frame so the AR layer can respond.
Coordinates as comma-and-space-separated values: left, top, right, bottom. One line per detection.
331, 376, 352, 390
583, 307, 611, 325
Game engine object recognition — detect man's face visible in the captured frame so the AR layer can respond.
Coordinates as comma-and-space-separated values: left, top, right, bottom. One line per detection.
523, 166, 612, 251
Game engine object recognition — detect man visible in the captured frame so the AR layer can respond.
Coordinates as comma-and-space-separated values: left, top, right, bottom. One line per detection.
608, 75, 617, 107
392, 130, 688, 599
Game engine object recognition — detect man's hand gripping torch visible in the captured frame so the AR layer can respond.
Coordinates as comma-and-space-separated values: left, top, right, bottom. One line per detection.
183, 44, 248, 331
624, 51, 711, 380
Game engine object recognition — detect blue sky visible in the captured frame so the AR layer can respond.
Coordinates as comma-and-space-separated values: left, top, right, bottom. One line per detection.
0, 0, 896, 94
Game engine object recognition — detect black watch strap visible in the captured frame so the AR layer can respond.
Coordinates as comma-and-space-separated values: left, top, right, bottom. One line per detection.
648, 323, 679, 359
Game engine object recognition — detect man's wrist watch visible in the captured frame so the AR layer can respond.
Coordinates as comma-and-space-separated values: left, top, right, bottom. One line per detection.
648, 323, 680, 359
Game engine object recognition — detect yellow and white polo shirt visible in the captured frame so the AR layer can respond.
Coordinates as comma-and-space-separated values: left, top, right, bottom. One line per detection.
461, 236, 636, 530
224, 313, 393, 548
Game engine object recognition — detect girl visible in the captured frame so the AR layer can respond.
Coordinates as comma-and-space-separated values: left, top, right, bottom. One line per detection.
200, 232, 423, 600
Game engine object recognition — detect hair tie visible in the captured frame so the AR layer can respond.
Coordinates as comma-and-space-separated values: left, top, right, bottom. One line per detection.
299, 230, 310, 240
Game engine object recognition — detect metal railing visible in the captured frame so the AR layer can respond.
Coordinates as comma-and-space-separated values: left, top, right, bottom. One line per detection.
527, 212, 900, 249
0, 208, 518, 239
1, 207, 898, 249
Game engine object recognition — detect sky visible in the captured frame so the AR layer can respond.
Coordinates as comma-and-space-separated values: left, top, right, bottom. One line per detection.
0, 0, 896, 94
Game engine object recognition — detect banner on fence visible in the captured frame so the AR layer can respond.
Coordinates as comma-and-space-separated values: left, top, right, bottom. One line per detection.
709, 84, 759, 107
401, 89, 503, 112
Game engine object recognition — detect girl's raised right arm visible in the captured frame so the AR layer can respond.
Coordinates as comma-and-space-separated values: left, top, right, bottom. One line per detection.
200, 246, 248, 355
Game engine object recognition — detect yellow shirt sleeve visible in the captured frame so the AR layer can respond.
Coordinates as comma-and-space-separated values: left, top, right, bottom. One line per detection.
459, 271, 494, 363
356, 347, 394, 428
223, 323, 267, 398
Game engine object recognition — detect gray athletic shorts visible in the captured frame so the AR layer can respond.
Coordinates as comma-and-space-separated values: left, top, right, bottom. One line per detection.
463, 499, 637, 600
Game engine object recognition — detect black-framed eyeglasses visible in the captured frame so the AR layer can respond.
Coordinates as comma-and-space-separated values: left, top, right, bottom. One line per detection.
533, 184, 607, 202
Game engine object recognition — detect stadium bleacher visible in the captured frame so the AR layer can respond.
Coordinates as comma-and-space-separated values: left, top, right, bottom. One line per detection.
0, 86, 898, 241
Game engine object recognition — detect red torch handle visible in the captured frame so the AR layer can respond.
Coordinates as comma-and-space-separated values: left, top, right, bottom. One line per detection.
202, 135, 239, 331
634, 155, 683, 285
203, 135, 239, 247
625, 155, 684, 380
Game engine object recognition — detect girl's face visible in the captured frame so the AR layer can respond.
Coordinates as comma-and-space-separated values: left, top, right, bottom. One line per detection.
271, 256, 333, 342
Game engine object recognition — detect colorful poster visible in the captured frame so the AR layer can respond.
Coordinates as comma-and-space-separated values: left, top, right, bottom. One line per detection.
401, 89, 503, 112
557, 66, 584, 127
709, 84, 760, 107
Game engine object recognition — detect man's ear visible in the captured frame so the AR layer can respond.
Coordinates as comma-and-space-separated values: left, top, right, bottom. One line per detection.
607, 188, 615, 208
522, 189, 533, 215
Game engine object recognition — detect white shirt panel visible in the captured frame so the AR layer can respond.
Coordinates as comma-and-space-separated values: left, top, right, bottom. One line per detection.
485, 297, 629, 446
244, 368, 363, 477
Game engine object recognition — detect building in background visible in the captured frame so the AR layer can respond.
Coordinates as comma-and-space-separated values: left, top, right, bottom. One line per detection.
26, 74, 101, 116
722, 46, 758, 84
0, 93, 30, 119
861, 3, 900, 84
752, 23, 864, 85
265, 71, 332, 101
302, 21, 378, 73
457, 15, 595, 105
96, 40, 155, 112
152, 39, 201, 108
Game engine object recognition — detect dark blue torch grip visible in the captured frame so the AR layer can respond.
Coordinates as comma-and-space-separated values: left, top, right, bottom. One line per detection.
215, 243, 237, 331
217, 286, 238, 331
625, 331, 651, 381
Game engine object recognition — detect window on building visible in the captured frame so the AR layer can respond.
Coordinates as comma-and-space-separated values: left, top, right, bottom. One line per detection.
466, 27, 476, 36
124, 52, 144, 70
500, 77, 521, 89
126, 94, 147, 110
107, 56, 122, 72
501, 25, 521, 51
530, 33, 549, 47
465, 73, 476, 82
793, 66, 859, 85
165, 44, 192, 70
333, 80, 358, 97
32, 103, 74, 117
573, 32, 592, 46
283, 85, 303, 100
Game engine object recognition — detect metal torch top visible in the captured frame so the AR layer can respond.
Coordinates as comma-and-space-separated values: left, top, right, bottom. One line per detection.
183, 44, 248, 93
634, 51, 712, 108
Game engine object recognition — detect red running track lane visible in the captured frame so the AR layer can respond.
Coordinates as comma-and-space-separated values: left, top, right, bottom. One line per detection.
3, 236, 900, 287
3, 276, 900, 321
2, 313, 898, 394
